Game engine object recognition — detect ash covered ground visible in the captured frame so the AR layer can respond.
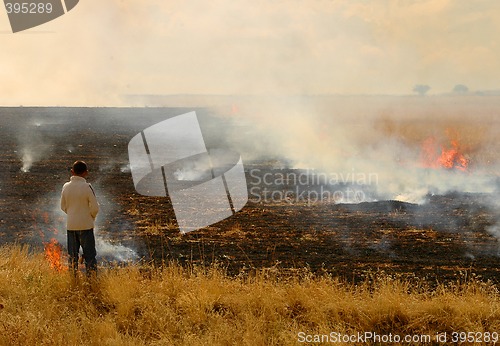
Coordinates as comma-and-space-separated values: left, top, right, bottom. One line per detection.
1, 105, 499, 283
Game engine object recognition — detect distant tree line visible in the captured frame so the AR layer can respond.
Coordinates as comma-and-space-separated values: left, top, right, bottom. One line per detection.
412, 84, 470, 96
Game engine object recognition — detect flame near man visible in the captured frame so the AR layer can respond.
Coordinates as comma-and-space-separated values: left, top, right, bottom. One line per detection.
60, 161, 99, 276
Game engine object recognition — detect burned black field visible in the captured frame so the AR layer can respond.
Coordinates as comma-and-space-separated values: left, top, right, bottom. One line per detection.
1, 107, 500, 284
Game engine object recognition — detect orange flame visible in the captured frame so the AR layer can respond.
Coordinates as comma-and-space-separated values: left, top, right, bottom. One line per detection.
44, 238, 67, 272
420, 136, 469, 171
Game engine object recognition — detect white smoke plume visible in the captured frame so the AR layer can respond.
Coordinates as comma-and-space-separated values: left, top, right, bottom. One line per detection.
17, 120, 52, 172
94, 237, 138, 262
206, 95, 500, 204
173, 157, 211, 182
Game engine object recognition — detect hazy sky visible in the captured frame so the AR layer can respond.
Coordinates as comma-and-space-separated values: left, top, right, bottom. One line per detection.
0, 0, 499, 105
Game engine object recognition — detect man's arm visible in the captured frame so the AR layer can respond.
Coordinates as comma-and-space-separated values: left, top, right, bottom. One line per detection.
88, 184, 99, 219
60, 187, 67, 214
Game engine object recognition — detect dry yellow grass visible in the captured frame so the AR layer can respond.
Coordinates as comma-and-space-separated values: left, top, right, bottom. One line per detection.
0, 244, 499, 345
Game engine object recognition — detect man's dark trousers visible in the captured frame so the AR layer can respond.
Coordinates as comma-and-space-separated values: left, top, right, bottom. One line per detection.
67, 229, 97, 275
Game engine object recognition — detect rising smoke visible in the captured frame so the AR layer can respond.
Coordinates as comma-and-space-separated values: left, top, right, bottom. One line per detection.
208, 95, 500, 204
17, 120, 52, 172
3, 0, 499, 202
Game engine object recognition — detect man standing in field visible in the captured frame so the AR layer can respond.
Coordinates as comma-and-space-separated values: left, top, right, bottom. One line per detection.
60, 161, 99, 276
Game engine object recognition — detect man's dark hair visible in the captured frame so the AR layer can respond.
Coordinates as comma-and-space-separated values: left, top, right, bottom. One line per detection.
72, 161, 88, 175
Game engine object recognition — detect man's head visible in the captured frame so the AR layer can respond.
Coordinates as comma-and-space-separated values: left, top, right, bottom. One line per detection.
71, 161, 88, 177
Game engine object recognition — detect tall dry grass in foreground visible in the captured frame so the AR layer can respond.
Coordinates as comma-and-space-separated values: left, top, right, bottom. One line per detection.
0, 245, 499, 346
